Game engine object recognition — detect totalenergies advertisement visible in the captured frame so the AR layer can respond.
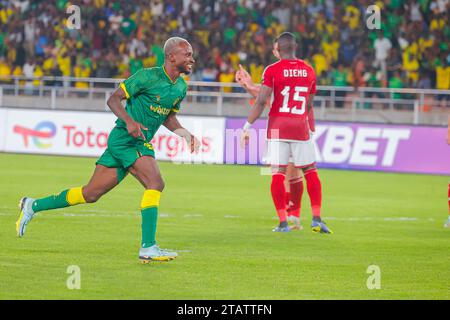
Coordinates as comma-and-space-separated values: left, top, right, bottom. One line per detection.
1, 109, 224, 163
5, 109, 115, 156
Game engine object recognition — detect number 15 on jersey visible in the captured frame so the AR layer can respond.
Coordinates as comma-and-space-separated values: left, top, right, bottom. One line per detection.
279, 86, 309, 115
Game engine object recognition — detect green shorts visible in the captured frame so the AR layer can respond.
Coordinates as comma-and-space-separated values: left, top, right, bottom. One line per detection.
96, 126, 155, 183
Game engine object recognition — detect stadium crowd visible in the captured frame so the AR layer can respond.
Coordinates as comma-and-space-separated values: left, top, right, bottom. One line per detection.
0, 0, 449, 92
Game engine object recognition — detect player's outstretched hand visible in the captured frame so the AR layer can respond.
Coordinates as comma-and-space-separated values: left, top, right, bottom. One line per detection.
235, 64, 252, 87
190, 135, 201, 154
174, 128, 200, 154
126, 119, 148, 140
240, 129, 250, 148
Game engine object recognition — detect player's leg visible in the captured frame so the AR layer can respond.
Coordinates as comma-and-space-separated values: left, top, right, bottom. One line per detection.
284, 165, 291, 208
291, 140, 332, 234
302, 164, 332, 234
17, 164, 121, 237
271, 165, 289, 232
268, 141, 291, 232
128, 155, 177, 262
286, 163, 304, 230
303, 164, 321, 220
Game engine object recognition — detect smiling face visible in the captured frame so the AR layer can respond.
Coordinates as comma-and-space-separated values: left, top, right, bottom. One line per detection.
170, 41, 195, 75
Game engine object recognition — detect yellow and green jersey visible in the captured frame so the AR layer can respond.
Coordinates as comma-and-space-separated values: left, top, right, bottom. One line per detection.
117, 66, 187, 140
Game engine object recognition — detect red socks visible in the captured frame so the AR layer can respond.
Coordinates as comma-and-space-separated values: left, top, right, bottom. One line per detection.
271, 173, 287, 223
288, 177, 303, 218
285, 192, 291, 207
304, 168, 322, 219
274, 168, 322, 223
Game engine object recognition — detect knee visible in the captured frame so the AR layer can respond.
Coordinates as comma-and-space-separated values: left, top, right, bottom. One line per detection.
82, 187, 102, 203
156, 177, 165, 191
143, 175, 165, 191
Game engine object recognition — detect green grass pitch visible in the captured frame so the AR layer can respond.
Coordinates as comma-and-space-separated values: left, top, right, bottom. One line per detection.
0, 153, 448, 299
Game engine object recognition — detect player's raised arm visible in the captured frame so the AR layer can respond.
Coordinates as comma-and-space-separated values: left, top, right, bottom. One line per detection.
235, 64, 260, 98
163, 111, 200, 153
107, 86, 147, 140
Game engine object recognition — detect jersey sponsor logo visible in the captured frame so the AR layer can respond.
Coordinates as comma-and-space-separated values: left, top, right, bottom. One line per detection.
144, 142, 154, 150
283, 69, 308, 78
13, 121, 57, 148
149, 105, 171, 116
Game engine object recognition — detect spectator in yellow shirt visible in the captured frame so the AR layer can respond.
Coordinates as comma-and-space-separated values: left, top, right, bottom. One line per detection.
74, 63, 91, 89
43, 56, 55, 75
219, 66, 235, 93
33, 65, 43, 87
249, 62, 264, 84
436, 61, 450, 90
57, 51, 71, 77
0, 56, 11, 83
322, 34, 340, 64
436, 60, 450, 106
402, 48, 420, 83
343, 4, 361, 30
12, 65, 24, 85
430, 12, 446, 31
312, 51, 328, 77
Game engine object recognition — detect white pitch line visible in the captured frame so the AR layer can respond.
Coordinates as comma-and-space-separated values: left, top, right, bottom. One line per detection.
324, 217, 423, 221
270, 216, 435, 222
0, 211, 439, 222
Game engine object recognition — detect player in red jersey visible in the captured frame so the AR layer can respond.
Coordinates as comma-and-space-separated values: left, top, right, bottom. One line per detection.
236, 65, 315, 231
240, 32, 332, 233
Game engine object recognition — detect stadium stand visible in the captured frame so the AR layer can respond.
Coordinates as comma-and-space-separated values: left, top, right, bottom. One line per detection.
0, 0, 448, 125
0, 0, 448, 88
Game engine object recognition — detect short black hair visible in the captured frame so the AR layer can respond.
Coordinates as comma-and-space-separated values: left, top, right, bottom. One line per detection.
275, 32, 296, 53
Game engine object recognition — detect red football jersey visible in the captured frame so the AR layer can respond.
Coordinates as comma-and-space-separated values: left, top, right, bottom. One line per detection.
262, 59, 317, 141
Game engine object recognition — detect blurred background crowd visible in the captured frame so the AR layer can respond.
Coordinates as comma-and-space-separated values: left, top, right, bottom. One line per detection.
0, 0, 449, 92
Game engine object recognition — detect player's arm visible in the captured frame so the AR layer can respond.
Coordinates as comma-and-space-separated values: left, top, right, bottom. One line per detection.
236, 64, 271, 108
307, 95, 316, 135
163, 111, 200, 153
307, 70, 317, 133
107, 87, 147, 140
307, 94, 315, 114
241, 85, 273, 146
247, 84, 273, 124
235, 64, 260, 98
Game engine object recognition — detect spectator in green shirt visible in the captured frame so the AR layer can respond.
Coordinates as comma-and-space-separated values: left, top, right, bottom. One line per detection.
121, 15, 136, 37
129, 56, 143, 75
389, 71, 403, 99
332, 64, 349, 108
332, 64, 349, 87
151, 45, 164, 67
